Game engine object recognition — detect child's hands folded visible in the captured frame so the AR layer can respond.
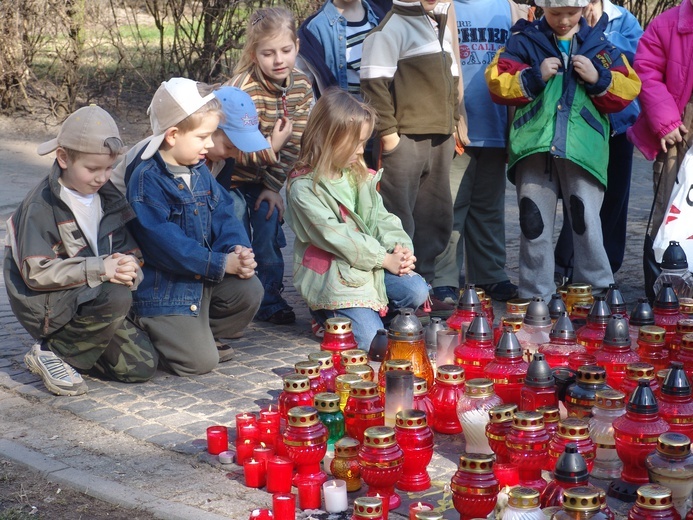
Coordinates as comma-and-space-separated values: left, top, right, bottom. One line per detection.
226, 245, 257, 279
104, 252, 140, 287
383, 245, 417, 276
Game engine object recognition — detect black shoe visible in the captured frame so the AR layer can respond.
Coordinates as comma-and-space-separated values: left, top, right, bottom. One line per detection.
264, 308, 296, 325
477, 280, 519, 301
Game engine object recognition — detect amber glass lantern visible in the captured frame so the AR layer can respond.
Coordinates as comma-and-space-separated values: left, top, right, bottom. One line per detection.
565, 365, 610, 419
429, 364, 465, 434
451, 453, 499, 520
658, 361, 693, 439
296, 360, 327, 395
486, 403, 517, 464
594, 315, 640, 390
454, 313, 495, 381
621, 362, 659, 397
547, 417, 595, 473
351, 497, 384, 520
412, 376, 435, 426
344, 381, 385, 443
394, 409, 433, 492
637, 326, 669, 373
377, 358, 412, 395
506, 411, 550, 491
358, 426, 404, 510
539, 312, 586, 369
610, 380, 670, 502
336, 374, 362, 412
484, 327, 529, 405
331, 436, 361, 492
588, 388, 626, 480
321, 317, 359, 371
628, 484, 681, 520
553, 487, 610, 520
279, 374, 314, 420
576, 297, 611, 356
503, 487, 543, 520
645, 432, 693, 517
383, 309, 434, 388
457, 378, 503, 454
309, 350, 339, 393
448, 284, 486, 334
314, 392, 345, 451
283, 406, 328, 486
541, 443, 590, 508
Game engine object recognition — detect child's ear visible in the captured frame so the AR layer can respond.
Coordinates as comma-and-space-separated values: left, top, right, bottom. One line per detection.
163, 127, 178, 147
56, 147, 69, 169
295, 38, 300, 53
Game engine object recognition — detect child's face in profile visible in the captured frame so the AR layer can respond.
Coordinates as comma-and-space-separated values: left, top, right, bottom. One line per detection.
254, 30, 299, 84
163, 113, 220, 167
206, 130, 239, 163
57, 150, 116, 196
543, 7, 583, 37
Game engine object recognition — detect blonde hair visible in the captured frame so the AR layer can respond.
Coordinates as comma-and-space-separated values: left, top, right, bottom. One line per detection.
295, 88, 376, 186
234, 7, 298, 77
176, 82, 223, 133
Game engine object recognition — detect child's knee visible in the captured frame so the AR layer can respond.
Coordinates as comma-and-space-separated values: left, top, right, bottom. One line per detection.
519, 196, 544, 240
99, 283, 134, 317
411, 275, 430, 307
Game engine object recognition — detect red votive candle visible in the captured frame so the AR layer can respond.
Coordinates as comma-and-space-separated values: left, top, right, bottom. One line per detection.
261, 406, 282, 431
409, 502, 434, 520
275, 434, 288, 457
248, 508, 274, 519
267, 456, 294, 494
244, 458, 266, 488
272, 493, 296, 520
259, 425, 277, 448
253, 443, 275, 470
296, 479, 321, 510
493, 462, 520, 488
375, 493, 390, 520
238, 422, 260, 444
236, 439, 256, 466
236, 412, 257, 436
206, 425, 228, 455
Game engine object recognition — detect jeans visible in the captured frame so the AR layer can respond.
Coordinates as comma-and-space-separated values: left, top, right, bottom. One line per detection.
229, 184, 290, 320
310, 272, 429, 351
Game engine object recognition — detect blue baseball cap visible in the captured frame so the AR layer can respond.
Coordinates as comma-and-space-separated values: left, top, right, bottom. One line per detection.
214, 87, 270, 153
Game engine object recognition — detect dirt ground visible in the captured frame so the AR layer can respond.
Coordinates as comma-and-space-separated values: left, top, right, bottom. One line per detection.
0, 459, 158, 520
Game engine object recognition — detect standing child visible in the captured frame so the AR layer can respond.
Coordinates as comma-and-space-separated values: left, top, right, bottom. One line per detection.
285, 89, 429, 349
485, 0, 641, 302
360, 0, 460, 303
126, 78, 263, 376
4, 105, 158, 395
226, 7, 314, 326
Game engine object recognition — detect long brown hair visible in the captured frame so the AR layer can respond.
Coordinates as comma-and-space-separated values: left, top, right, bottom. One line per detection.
295, 88, 376, 186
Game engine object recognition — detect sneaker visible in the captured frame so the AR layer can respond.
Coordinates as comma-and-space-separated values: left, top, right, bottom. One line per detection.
215, 340, 237, 363
431, 286, 459, 305
427, 294, 456, 318
477, 280, 519, 301
263, 308, 296, 325
24, 342, 87, 396
311, 319, 325, 339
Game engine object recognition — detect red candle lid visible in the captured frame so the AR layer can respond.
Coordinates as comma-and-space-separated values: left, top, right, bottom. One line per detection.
557, 417, 589, 440
488, 403, 517, 423
512, 411, 544, 431
286, 406, 320, 427
282, 374, 310, 393
349, 380, 379, 398
334, 436, 360, 456
353, 497, 383, 518
435, 364, 465, 385
341, 349, 368, 366
345, 364, 374, 381
295, 360, 321, 380
457, 453, 494, 473
413, 376, 428, 395
308, 350, 334, 369
363, 426, 397, 447
537, 406, 560, 424
383, 359, 413, 372
395, 409, 427, 429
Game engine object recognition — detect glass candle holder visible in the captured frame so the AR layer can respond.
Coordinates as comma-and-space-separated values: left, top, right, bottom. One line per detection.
538, 405, 561, 439
610, 380, 671, 502
674, 334, 693, 383
653, 283, 684, 347
394, 409, 434, 492
553, 486, 609, 520
336, 374, 363, 412
260, 406, 281, 432
637, 326, 669, 373
236, 413, 258, 440
331, 436, 361, 492
272, 492, 296, 520
630, 298, 655, 348
344, 381, 385, 442
283, 406, 328, 486
352, 497, 384, 520
358, 426, 404, 510
516, 297, 553, 359
645, 432, 693, 517
495, 315, 524, 345
588, 388, 626, 480
576, 297, 611, 355
568, 353, 599, 373
437, 328, 460, 367
486, 403, 517, 464
457, 378, 503, 454
384, 370, 414, 427
541, 443, 590, 508
314, 392, 345, 451
321, 317, 359, 371
565, 365, 610, 419
429, 364, 465, 434
621, 362, 660, 397
570, 303, 592, 330
503, 487, 543, 520
521, 352, 558, 411
484, 327, 529, 405
309, 350, 339, 393
669, 317, 693, 362
594, 315, 640, 390
410, 502, 436, 520
279, 374, 314, 421
296, 479, 321, 510
346, 364, 375, 382
244, 457, 267, 488
628, 484, 681, 520
447, 284, 486, 335
206, 425, 228, 455
450, 453, 499, 520
454, 313, 495, 381
565, 284, 594, 314
384, 309, 434, 388
658, 361, 693, 439
412, 376, 435, 427
547, 417, 595, 473
341, 348, 369, 373
505, 411, 550, 492
378, 359, 413, 395
236, 438, 257, 466
296, 360, 326, 395
267, 456, 294, 494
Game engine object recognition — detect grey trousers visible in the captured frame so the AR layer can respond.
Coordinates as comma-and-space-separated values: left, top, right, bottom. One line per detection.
433, 147, 510, 289
379, 133, 456, 283
135, 275, 263, 376
515, 153, 614, 302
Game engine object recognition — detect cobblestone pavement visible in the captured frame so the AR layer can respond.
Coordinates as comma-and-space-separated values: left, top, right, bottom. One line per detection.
0, 138, 655, 519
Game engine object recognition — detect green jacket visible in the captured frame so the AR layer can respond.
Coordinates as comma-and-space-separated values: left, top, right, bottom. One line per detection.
285, 168, 412, 312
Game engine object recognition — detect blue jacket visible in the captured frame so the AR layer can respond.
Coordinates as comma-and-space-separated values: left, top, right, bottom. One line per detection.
601, 0, 643, 135
298, 0, 382, 97
126, 153, 250, 317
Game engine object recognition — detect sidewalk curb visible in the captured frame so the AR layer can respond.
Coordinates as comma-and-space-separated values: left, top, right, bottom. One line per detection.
0, 439, 230, 520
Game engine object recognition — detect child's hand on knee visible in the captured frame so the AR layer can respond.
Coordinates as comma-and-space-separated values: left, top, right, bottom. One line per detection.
392, 245, 416, 275
226, 245, 257, 279
572, 55, 599, 85
540, 57, 562, 82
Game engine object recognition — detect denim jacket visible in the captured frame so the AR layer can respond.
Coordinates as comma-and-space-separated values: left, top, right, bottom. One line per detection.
298, 0, 382, 96
126, 153, 250, 317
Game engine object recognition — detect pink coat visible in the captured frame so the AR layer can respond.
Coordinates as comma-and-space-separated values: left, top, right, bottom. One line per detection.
627, 0, 693, 160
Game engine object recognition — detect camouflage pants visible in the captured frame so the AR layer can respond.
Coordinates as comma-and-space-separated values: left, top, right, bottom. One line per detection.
47, 283, 158, 383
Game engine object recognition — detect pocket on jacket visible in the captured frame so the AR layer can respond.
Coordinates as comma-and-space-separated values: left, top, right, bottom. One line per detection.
580, 106, 606, 138
302, 245, 334, 274
513, 100, 543, 130
336, 260, 371, 288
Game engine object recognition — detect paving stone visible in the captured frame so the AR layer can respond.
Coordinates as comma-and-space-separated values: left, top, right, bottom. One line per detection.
101, 414, 147, 433
146, 432, 193, 449
136, 407, 179, 420
80, 407, 122, 422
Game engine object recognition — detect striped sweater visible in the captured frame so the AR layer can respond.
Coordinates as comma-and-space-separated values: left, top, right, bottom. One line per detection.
227, 68, 314, 192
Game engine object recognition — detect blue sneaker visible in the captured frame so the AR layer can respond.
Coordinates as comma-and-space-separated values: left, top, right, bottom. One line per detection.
431, 286, 459, 306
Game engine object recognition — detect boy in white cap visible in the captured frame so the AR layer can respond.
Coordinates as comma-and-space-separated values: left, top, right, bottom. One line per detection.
485, 0, 641, 302
4, 105, 158, 396
125, 78, 264, 376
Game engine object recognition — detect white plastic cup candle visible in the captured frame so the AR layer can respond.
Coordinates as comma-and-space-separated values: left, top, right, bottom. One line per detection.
322, 479, 348, 513
385, 370, 414, 427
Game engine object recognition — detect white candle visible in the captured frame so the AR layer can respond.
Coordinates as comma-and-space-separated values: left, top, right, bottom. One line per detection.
322, 479, 348, 513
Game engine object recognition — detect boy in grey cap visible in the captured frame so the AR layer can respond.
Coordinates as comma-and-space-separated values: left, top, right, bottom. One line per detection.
4, 105, 158, 396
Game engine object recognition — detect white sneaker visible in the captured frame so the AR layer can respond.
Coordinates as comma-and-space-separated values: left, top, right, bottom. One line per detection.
24, 342, 87, 396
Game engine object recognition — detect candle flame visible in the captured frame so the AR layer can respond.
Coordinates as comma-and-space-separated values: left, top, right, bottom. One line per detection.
268, 404, 275, 412
244, 439, 252, 446
266, 429, 271, 434
260, 442, 266, 448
